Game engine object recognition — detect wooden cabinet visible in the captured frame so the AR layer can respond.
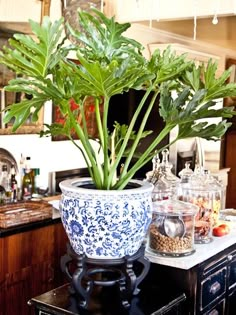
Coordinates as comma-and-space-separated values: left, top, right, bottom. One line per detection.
223, 130, 236, 208
105, 0, 236, 23
0, 222, 68, 315
0, 0, 42, 23
151, 245, 236, 314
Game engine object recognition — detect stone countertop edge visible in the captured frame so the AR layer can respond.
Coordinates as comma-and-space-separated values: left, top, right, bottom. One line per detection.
145, 223, 236, 270
1, 206, 235, 271
0, 208, 61, 237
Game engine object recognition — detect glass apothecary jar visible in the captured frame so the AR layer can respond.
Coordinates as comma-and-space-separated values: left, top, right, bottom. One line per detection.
178, 170, 224, 244
146, 149, 179, 201
147, 199, 198, 257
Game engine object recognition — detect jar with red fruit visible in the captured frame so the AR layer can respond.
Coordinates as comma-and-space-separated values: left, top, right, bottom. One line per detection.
178, 167, 224, 244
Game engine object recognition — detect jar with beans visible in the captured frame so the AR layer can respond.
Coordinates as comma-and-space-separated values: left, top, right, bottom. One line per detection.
147, 199, 198, 257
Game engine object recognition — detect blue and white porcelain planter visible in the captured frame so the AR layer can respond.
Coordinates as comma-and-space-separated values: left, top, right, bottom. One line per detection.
59, 178, 153, 259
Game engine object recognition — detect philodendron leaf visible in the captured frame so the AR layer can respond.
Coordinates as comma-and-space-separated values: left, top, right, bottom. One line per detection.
178, 120, 231, 140
109, 122, 153, 156
148, 46, 194, 84
3, 98, 44, 131
67, 9, 144, 63
182, 59, 236, 101
0, 17, 65, 78
40, 123, 70, 138
159, 83, 236, 142
1, 8, 236, 190
64, 53, 150, 99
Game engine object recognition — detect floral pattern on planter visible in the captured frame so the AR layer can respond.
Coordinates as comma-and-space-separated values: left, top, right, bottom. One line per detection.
59, 178, 153, 259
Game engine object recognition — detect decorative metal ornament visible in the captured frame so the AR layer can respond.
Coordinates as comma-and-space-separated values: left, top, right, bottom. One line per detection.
61, 0, 102, 42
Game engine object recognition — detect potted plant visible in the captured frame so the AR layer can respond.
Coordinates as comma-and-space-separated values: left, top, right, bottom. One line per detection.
0, 9, 236, 259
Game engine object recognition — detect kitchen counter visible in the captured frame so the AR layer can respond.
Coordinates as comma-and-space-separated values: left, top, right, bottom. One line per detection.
1, 201, 235, 314
0, 207, 61, 237
29, 281, 186, 315
145, 221, 236, 270
1, 200, 235, 272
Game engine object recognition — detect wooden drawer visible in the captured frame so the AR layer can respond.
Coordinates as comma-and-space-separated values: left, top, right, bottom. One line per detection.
200, 267, 227, 311
229, 256, 236, 290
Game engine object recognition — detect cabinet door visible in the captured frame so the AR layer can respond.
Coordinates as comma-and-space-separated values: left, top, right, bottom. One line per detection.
53, 222, 69, 287
227, 290, 236, 315
1, 267, 32, 315
0, 223, 68, 315
2, 262, 54, 315
0, 224, 55, 315
105, 0, 154, 23
105, 0, 236, 23
0, 0, 41, 22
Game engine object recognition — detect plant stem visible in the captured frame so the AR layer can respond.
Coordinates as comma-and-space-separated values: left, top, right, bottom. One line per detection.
107, 85, 154, 187
113, 124, 174, 189
68, 110, 103, 188
120, 89, 159, 178
101, 96, 110, 188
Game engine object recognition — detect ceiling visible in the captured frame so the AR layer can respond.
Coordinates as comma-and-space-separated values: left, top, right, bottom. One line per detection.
142, 15, 236, 51
1, 15, 236, 52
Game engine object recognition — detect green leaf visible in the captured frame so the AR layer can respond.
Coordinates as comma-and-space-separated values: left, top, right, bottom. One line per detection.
1, 9, 236, 189
0, 17, 65, 78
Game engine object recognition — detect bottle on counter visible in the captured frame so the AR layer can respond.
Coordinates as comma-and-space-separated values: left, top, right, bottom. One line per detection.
0, 186, 4, 204
32, 168, 40, 197
4, 177, 12, 204
0, 164, 12, 204
18, 153, 25, 199
22, 157, 33, 200
1, 164, 9, 189
10, 165, 18, 203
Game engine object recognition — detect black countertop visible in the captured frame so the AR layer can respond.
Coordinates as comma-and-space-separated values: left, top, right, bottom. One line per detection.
30, 271, 186, 315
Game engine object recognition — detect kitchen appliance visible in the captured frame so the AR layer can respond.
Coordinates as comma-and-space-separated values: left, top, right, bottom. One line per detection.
48, 167, 89, 195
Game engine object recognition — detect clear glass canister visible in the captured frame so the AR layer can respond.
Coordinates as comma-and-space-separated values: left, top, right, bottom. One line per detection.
178, 170, 224, 244
146, 149, 179, 201
147, 199, 198, 257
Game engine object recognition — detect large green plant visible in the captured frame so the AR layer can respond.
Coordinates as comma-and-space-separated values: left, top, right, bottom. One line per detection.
0, 9, 236, 190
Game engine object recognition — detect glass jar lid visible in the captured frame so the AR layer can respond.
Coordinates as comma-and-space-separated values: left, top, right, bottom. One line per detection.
152, 199, 198, 216
181, 168, 224, 192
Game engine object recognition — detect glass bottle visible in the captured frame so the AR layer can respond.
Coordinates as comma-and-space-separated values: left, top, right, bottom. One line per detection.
1, 164, 8, 189
4, 177, 12, 204
145, 152, 161, 185
22, 157, 33, 200
0, 165, 12, 203
10, 165, 18, 203
33, 168, 40, 197
159, 149, 180, 197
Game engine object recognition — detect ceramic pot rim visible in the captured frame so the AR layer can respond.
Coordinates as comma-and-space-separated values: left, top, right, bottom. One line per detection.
59, 177, 153, 195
